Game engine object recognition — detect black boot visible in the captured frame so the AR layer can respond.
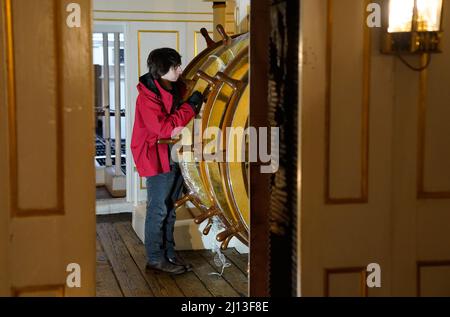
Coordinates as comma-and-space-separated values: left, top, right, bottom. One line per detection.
166, 254, 193, 272
145, 259, 186, 275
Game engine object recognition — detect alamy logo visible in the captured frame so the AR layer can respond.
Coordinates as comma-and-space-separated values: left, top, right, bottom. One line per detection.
66, 3, 81, 28
170, 122, 280, 174
366, 3, 381, 28
366, 263, 381, 288
66, 263, 81, 288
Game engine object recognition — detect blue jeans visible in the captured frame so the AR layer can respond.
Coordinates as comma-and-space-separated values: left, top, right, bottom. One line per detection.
145, 164, 184, 263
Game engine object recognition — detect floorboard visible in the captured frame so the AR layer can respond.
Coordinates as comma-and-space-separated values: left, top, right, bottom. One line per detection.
199, 250, 248, 297
114, 222, 184, 297
97, 222, 153, 297
96, 238, 124, 297
96, 215, 249, 297
179, 251, 240, 297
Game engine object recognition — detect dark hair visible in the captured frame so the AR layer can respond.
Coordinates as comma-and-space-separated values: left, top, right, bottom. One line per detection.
147, 48, 182, 79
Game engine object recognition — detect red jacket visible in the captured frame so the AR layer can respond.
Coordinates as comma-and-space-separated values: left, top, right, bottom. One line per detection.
131, 73, 195, 177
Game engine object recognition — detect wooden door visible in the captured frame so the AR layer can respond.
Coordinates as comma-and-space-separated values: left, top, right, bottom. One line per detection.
0, 0, 95, 296
299, 0, 450, 296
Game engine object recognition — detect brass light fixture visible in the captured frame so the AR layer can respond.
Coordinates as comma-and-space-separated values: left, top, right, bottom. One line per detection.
381, 0, 444, 70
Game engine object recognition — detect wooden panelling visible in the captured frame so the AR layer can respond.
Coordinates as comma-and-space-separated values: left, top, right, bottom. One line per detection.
324, 267, 367, 297
6, 0, 64, 217
137, 30, 180, 77
417, 53, 450, 199
417, 261, 450, 296
325, 0, 371, 204
12, 284, 65, 297
194, 30, 213, 56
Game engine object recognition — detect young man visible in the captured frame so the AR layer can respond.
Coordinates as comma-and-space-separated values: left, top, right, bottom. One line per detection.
131, 48, 203, 275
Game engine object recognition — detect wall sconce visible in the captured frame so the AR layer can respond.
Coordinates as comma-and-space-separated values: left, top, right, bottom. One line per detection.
381, 0, 444, 70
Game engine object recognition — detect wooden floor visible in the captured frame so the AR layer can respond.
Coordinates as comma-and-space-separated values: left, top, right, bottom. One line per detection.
96, 214, 249, 297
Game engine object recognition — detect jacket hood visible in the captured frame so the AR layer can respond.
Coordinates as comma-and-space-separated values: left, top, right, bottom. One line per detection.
137, 73, 160, 101
138, 72, 187, 95
137, 72, 187, 114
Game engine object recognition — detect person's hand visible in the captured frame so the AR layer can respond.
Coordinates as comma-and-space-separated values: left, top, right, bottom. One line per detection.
187, 91, 204, 114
